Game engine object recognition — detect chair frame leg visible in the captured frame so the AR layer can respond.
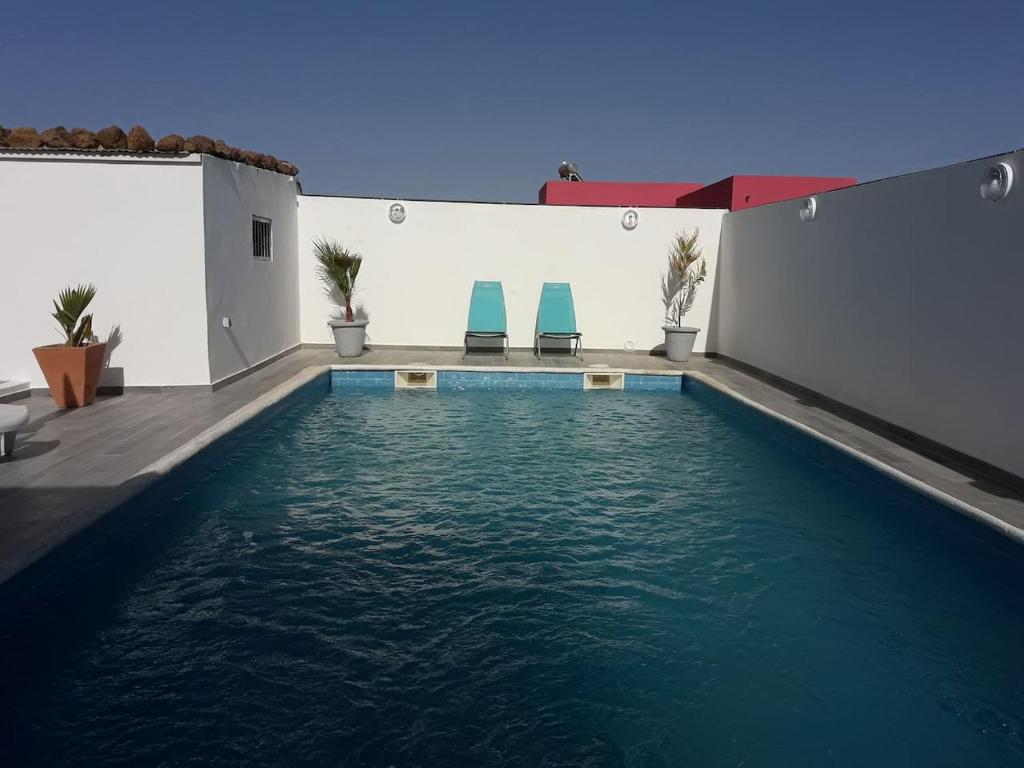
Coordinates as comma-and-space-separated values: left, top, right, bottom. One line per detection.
464, 334, 509, 360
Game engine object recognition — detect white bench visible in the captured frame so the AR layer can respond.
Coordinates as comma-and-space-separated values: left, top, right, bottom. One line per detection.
0, 404, 30, 457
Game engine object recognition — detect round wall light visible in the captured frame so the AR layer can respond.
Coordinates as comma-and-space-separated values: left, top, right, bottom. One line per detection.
388, 202, 407, 224
799, 197, 817, 223
621, 209, 639, 230
979, 162, 1014, 202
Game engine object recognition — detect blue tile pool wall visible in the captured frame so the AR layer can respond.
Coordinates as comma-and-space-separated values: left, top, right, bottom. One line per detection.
624, 374, 683, 391
329, 370, 683, 391
330, 370, 394, 389
439, 371, 583, 390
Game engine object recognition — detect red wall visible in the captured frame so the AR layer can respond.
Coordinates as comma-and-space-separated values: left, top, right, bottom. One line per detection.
538, 176, 857, 211
670, 177, 734, 210
539, 180, 704, 207
675, 175, 857, 211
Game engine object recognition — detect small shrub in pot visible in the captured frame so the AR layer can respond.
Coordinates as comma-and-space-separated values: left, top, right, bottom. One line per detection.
314, 237, 368, 357
32, 284, 107, 407
660, 229, 706, 362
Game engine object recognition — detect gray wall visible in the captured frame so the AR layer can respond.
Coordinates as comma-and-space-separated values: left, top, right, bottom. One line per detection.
711, 149, 1024, 480
202, 156, 301, 384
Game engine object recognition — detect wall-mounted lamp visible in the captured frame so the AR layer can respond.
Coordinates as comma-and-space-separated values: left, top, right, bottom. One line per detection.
799, 197, 817, 223
980, 162, 1014, 202
388, 202, 407, 224
621, 209, 639, 230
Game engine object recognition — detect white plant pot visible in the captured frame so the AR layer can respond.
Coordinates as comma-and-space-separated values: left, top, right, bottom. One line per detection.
662, 326, 700, 362
329, 319, 368, 357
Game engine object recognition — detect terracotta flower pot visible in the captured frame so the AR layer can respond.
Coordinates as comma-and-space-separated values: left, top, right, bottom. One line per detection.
32, 342, 107, 408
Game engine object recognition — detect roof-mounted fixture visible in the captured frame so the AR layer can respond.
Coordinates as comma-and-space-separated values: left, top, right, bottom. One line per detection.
558, 161, 583, 182
799, 197, 817, 223
980, 161, 1014, 202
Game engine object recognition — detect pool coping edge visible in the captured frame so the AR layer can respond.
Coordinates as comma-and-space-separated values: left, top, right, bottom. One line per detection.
685, 370, 1024, 545
133, 365, 328, 480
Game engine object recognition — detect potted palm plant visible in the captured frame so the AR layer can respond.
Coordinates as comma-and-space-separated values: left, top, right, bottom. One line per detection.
33, 284, 107, 408
661, 229, 707, 362
314, 237, 367, 357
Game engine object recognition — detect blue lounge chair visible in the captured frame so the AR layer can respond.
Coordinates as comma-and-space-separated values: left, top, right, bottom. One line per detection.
463, 280, 509, 359
534, 282, 583, 360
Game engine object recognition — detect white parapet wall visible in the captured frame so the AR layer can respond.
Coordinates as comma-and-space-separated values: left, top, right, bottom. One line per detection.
0, 152, 211, 388
298, 196, 725, 353
712, 149, 1024, 481
0, 151, 302, 389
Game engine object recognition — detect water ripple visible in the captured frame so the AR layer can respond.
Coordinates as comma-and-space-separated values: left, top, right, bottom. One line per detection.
3, 389, 1024, 766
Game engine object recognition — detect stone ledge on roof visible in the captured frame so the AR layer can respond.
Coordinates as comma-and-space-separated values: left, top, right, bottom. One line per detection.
0, 124, 299, 177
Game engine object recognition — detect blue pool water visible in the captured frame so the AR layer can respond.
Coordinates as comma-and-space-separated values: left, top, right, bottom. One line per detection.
2, 379, 1023, 766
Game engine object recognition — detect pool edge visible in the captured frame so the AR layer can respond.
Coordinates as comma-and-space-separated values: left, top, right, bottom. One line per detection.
684, 370, 1024, 545
126, 363, 1024, 546
0, 366, 331, 589
6, 359, 1019, 589
134, 365, 329, 479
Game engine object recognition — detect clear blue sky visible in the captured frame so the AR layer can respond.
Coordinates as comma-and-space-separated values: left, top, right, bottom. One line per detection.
4, 1, 1023, 201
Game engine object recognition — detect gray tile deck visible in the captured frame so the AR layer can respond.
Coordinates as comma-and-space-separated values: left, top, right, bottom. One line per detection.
2, 346, 1022, 586
337, 346, 688, 371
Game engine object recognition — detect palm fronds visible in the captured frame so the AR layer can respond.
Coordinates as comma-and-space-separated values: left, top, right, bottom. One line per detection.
313, 237, 363, 322
661, 229, 706, 326
52, 284, 98, 346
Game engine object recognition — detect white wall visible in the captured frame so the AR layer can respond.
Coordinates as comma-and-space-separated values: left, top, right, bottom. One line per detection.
298, 197, 725, 352
0, 153, 210, 387
712, 150, 1024, 480
202, 156, 300, 384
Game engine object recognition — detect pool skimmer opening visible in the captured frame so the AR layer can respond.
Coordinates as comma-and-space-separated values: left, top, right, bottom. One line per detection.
584, 371, 624, 391
395, 370, 438, 390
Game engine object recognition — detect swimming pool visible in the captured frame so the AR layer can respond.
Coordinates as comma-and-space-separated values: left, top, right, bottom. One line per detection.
2, 374, 1022, 766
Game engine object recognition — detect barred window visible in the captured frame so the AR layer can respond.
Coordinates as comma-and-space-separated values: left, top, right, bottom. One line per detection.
252, 216, 272, 261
